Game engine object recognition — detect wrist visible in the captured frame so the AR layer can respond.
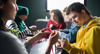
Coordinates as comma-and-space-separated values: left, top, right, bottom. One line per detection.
46, 43, 53, 53
48, 41, 53, 46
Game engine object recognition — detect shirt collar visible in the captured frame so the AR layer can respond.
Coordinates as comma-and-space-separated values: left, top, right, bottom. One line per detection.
83, 18, 92, 29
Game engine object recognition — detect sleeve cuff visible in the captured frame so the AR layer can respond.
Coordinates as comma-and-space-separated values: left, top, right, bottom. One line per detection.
63, 42, 72, 52
23, 40, 32, 53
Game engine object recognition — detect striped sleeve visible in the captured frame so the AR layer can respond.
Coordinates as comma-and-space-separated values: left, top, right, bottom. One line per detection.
6, 20, 31, 38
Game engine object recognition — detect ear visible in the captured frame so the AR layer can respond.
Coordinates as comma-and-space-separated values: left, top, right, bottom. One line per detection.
0, 0, 4, 9
81, 10, 86, 15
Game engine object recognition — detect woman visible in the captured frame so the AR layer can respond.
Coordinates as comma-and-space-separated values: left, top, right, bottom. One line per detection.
0, 0, 59, 54
46, 9, 66, 30
6, 5, 36, 38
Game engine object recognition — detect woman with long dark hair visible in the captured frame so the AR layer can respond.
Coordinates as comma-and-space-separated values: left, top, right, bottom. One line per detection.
46, 9, 66, 30
0, 0, 59, 54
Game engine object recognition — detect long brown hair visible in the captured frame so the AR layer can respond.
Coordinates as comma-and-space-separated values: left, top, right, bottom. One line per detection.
0, 0, 8, 31
50, 9, 64, 23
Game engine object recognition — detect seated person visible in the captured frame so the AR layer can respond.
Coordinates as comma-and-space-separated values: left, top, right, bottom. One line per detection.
57, 2, 100, 54
6, 5, 36, 38
58, 7, 80, 43
56, 6, 80, 54
0, 0, 59, 54
46, 9, 66, 30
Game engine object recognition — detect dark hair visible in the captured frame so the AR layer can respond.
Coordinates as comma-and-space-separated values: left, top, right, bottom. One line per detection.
66, 2, 91, 15
63, 6, 68, 12
50, 9, 64, 23
0, 0, 8, 31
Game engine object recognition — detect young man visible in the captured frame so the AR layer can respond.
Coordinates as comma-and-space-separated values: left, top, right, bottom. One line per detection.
58, 7, 80, 43
58, 2, 100, 54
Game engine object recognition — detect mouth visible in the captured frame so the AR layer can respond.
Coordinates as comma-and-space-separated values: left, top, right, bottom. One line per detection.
74, 22, 79, 25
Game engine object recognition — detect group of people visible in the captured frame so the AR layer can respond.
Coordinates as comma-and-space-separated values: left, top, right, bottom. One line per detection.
0, 0, 100, 54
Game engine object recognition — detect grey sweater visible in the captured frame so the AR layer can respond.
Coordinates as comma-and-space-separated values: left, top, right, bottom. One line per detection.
0, 30, 28, 54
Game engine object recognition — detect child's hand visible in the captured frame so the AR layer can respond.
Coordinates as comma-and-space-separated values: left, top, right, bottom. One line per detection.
49, 24, 53, 29
29, 25, 37, 30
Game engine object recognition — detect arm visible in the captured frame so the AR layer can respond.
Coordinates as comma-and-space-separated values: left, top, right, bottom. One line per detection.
63, 27, 100, 54
45, 31, 59, 53
1, 33, 28, 54
6, 20, 30, 38
59, 25, 80, 43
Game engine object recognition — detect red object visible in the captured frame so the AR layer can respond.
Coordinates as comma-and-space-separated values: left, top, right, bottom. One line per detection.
46, 18, 66, 30
43, 28, 52, 39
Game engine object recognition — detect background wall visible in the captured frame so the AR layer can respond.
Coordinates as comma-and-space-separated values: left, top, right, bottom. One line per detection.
17, 0, 50, 27
17, 0, 100, 27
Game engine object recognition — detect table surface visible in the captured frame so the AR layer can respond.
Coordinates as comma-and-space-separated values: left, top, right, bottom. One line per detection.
29, 39, 63, 54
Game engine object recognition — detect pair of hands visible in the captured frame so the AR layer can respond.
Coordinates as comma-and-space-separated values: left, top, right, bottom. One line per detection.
35, 28, 68, 48
35, 28, 59, 44
56, 38, 68, 48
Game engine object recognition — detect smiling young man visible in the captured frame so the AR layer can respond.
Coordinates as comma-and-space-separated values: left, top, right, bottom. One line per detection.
58, 2, 100, 54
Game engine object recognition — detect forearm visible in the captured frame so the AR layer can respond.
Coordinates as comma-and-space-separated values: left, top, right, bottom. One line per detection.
59, 32, 71, 42
46, 43, 53, 53
28, 35, 39, 45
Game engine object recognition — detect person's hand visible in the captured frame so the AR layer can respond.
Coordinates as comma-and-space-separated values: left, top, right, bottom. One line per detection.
29, 25, 37, 30
35, 28, 50, 40
48, 31, 59, 45
56, 41, 62, 48
29, 28, 50, 45
49, 24, 53, 29
56, 38, 68, 48
45, 31, 59, 53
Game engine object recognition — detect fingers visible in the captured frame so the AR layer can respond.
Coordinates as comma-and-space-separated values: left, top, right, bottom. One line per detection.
42, 31, 51, 35
50, 31, 59, 38
60, 38, 68, 48
50, 31, 56, 37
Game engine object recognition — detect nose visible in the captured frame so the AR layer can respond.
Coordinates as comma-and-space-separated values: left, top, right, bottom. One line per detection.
16, 4, 19, 11
72, 19, 76, 23
25, 16, 28, 19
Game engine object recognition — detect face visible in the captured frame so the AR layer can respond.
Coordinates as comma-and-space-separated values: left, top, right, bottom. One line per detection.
18, 15, 28, 21
50, 12, 59, 23
65, 14, 72, 22
68, 11, 85, 26
1, 0, 18, 21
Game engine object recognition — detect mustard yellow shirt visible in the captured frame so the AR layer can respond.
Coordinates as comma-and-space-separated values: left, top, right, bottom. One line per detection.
64, 17, 100, 54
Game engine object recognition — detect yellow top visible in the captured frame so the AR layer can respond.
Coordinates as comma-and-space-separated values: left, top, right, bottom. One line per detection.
64, 17, 100, 54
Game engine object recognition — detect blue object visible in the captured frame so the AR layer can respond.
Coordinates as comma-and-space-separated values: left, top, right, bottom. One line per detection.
59, 23, 80, 43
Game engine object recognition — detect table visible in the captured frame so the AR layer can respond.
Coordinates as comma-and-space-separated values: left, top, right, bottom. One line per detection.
29, 39, 63, 54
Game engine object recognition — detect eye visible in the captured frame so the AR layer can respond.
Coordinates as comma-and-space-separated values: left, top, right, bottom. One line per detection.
72, 15, 77, 19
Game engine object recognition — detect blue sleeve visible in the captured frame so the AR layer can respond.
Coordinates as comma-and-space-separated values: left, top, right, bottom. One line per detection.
59, 32, 71, 42
59, 24, 80, 43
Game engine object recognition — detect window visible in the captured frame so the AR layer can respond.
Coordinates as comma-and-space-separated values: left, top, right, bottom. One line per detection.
45, 0, 86, 12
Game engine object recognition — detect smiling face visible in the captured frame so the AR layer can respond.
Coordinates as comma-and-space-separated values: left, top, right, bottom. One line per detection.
68, 11, 86, 26
1, 0, 18, 21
